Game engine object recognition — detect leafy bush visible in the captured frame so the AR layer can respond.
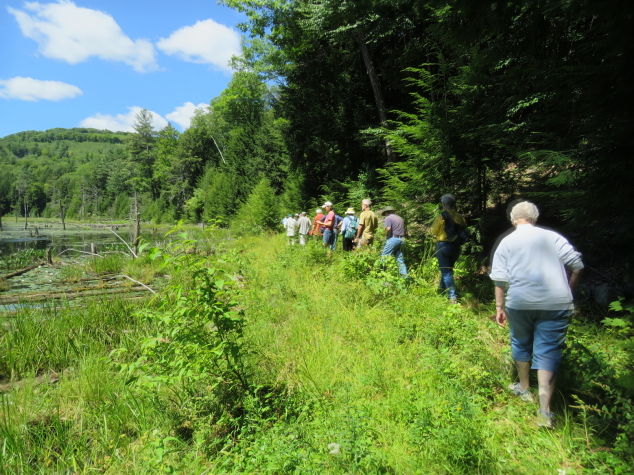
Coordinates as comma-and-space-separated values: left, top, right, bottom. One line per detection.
112, 229, 252, 452
337, 249, 410, 298
0, 248, 46, 271
562, 300, 634, 472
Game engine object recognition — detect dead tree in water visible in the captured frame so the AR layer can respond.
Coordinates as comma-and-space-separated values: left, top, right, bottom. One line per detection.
133, 213, 141, 256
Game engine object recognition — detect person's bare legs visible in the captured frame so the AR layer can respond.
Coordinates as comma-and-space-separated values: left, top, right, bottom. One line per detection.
537, 370, 556, 413
515, 360, 531, 391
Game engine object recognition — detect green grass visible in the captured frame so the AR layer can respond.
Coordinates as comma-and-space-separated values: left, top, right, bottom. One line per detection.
0, 232, 631, 474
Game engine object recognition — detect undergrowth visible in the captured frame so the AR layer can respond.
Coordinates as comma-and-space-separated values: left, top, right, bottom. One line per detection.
0, 232, 632, 473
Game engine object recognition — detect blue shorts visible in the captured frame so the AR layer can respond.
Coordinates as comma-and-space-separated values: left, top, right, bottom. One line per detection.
506, 308, 573, 373
323, 229, 336, 249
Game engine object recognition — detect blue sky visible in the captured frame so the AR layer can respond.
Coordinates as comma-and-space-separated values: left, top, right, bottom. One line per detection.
0, 0, 246, 138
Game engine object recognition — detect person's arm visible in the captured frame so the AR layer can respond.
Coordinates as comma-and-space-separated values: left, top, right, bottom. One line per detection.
355, 223, 364, 241
569, 269, 583, 291
385, 226, 392, 239
354, 213, 365, 241
494, 284, 506, 327
430, 216, 442, 239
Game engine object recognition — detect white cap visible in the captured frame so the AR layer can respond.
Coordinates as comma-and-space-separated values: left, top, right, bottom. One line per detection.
322, 201, 333, 207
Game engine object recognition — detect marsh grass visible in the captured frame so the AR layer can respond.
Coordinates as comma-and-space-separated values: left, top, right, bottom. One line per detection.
0, 232, 631, 473
59, 264, 86, 283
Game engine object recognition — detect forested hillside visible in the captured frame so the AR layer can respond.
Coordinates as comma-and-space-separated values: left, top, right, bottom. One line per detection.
2, 0, 632, 254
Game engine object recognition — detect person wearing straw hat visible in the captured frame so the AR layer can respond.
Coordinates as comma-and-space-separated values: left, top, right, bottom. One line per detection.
379, 206, 407, 276
340, 208, 359, 251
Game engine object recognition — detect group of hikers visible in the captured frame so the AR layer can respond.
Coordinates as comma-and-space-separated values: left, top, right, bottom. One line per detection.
281, 199, 408, 276
282, 194, 584, 430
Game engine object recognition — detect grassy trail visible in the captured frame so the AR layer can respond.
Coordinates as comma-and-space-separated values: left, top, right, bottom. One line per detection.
0, 232, 630, 474
215, 235, 607, 474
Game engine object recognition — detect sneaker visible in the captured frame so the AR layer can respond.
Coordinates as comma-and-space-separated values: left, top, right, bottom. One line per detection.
449, 298, 459, 305
536, 410, 554, 429
508, 382, 536, 403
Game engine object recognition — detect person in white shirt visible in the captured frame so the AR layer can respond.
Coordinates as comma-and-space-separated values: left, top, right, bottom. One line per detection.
284, 214, 297, 245
296, 212, 312, 246
490, 201, 583, 429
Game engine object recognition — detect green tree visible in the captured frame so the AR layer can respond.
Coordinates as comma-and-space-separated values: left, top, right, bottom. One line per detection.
127, 109, 158, 198
232, 177, 279, 234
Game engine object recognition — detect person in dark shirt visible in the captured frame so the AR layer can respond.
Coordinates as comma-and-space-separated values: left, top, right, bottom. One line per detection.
380, 206, 407, 277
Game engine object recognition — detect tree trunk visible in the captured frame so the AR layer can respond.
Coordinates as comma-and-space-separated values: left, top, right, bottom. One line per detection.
355, 29, 392, 161
133, 212, 141, 257
61, 203, 66, 230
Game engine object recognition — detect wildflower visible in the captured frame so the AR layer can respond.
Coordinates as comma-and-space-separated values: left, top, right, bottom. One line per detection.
328, 443, 341, 455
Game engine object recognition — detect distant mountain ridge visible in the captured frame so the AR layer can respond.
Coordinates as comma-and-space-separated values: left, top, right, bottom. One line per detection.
1, 127, 131, 144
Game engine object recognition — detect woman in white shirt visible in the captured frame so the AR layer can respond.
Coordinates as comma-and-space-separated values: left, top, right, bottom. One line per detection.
490, 201, 583, 428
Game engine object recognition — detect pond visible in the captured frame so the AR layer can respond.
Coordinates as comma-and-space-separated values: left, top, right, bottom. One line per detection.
0, 222, 152, 258
0, 221, 165, 313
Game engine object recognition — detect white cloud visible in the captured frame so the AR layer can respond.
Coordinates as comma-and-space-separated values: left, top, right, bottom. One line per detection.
157, 19, 240, 71
80, 107, 168, 132
8, 0, 157, 72
165, 102, 209, 130
0, 76, 82, 101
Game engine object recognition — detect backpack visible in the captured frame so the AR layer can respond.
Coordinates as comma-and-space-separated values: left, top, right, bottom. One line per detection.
441, 211, 469, 245
344, 216, 359, 239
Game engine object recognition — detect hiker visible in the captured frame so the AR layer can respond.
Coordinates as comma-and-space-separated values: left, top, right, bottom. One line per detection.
340, 208, 358, 251
490, 201, 583, 429
332, 213, 344, 250
430, 194, 467, 302
297, 212, 312, 246
379, 206, 407, 276
354, 199, 378, 247
311, 208, 324, 237
284, 214, 297, 245
318, 201, 336, 255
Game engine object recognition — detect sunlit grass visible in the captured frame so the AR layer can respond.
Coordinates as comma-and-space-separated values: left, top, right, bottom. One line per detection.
0, 232, 630, 473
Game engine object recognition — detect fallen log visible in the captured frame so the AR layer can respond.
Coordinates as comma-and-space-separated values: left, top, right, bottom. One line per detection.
0, 285, 157, 305
0, 262, 44, 280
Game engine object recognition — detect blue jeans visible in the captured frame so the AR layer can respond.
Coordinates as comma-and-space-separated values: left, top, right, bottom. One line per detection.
506, 308, 573, 373
323, 229, 336, 251
381, 237, 407, 276
435, 241, 460, 299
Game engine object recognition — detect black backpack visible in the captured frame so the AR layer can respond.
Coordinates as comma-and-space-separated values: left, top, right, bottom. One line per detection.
441, 211, 469, 245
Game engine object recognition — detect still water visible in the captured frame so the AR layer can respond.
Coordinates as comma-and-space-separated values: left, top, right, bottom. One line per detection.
0, 222, 148, 258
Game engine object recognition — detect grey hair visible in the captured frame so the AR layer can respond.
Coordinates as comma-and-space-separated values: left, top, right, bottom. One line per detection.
510, 201, 539, 225
362, 199, 372, 206
301, 212, 307, 216
316, 208, 322, 214
441, 194, 456, 209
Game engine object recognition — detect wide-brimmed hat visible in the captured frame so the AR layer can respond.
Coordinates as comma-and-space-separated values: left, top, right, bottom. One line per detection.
345, 208, 356, 215
379, 206, 396, 215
